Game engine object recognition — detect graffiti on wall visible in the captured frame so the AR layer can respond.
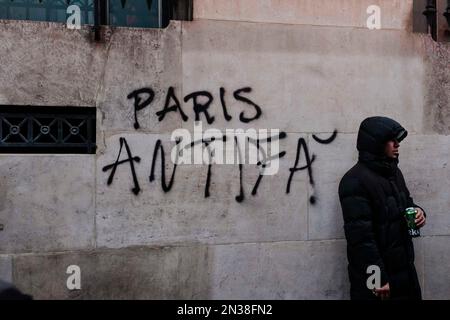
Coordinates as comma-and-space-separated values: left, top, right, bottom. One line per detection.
127, 86, 262, 129
103, 86, 338, 204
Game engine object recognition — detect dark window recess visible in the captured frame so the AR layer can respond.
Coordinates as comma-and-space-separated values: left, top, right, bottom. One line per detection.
96, 0, 193, 29
109, 0, 159, 28
0, 0, 193, 29
0, 0, 95, 25
0, 106, 96, 154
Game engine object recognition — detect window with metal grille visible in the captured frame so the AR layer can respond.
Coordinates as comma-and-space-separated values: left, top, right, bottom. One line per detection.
0, 106, 96, 154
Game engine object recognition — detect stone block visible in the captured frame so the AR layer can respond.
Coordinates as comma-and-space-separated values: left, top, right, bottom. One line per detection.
0, 156, 95, 253
194, 0, 413, 30
12, 245, 209, 299
423, 236, 450, 299
208, 240, 349, 299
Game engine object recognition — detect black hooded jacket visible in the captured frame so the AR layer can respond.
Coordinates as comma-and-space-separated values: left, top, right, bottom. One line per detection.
338, 116, 424, 300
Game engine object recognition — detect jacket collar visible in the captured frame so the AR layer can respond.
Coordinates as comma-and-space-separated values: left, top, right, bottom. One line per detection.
358, 151, 399, 177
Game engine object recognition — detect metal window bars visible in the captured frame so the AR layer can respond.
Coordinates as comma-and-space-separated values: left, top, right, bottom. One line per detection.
0, 106, 96, 154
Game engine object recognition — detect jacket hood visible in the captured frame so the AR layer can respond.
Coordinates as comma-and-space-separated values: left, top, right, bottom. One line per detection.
356, 116, 408, 177
357, 116, 408, 156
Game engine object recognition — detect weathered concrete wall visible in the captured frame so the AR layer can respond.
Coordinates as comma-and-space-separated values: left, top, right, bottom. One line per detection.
0, 0, 449, 299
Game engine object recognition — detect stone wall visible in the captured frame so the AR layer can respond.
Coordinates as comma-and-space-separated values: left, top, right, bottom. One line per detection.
0, 0, 449, 299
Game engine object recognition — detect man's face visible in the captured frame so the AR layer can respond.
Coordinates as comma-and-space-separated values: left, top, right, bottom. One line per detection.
384, 139, 400, 158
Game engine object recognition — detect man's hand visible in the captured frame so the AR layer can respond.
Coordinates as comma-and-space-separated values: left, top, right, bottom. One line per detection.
415, 208, 426, 228
373, 283, 390, 300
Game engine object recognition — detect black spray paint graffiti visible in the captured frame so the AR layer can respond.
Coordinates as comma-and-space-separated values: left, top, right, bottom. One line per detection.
103, 86, 338, 204
127, 88, 155, 130
102, 137, 141, 195
127, 86, 262, 129
286, 130, 338, 204
102, 130, 338, 204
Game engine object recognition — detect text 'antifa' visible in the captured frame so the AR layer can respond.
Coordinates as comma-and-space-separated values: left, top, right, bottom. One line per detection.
103, 86, 338, 204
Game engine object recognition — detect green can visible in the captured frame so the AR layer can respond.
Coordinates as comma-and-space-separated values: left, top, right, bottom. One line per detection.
405, 207, 420, 237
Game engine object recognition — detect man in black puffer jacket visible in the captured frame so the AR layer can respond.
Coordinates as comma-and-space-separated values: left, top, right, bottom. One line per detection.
339, 116, 426, 300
